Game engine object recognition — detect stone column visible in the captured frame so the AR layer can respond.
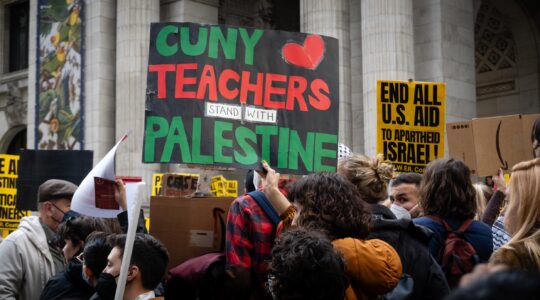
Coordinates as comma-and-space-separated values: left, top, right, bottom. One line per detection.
115, 0, 160, 194
361, 0, 414, 156
361, 0, 415, 155
350, 0, 363, 153
414, 0, 476, 123
300, 0, 353, 148
27, 0, 37, 148
161, 0, 218, 23
85, 0, 117, 162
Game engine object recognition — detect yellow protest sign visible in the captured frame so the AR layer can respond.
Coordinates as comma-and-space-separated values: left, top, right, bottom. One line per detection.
377, 80, 446, 173
0, 154, 30, 237
151, 173, 163, 196
211, 175, 238, 197
152, 173, 200, 196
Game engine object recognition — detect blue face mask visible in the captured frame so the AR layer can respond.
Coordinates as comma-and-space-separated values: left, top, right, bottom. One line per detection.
62, 210, 81, 223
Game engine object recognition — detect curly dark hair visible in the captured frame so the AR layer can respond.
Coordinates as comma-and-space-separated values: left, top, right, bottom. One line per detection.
268, 228, 349, 300
288, 172, 371, 240
419, 158, 477, 219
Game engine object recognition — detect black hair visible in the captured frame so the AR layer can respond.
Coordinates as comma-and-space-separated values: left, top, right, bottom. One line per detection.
113, 234, 169, 290
391, 172, 422, 188
244, 170, 256, 193
83, 231, 113, 278
269, 228, 349, 300
446, 270, 540, 300
58, 215, 111, 246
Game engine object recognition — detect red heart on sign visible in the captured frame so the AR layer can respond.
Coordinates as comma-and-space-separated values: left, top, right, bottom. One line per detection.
282, 34, 325, 69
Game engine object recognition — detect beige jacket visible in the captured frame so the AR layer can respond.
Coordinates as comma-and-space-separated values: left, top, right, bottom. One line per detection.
0, 216, 57, 300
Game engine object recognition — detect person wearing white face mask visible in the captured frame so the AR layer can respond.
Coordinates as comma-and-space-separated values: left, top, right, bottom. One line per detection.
337, 154, 450, 300
389, 173, 423, 220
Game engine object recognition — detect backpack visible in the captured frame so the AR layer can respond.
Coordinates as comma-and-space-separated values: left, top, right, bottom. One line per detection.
428, 215, 479, 287
165, 192, 280, 299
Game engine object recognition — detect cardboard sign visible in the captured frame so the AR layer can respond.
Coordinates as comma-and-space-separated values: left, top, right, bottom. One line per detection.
447, 113, 540, 176
150, 196, 233, 268
0, 155, 29, 237
161, 174, 199, 196
377, 80, 446, 173
151, 173, 199, 196
143, 23, 340, 175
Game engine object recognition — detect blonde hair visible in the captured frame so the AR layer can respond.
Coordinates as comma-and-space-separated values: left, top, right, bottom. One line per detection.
473, 183, 487, 221
337, 154, 394, 204
503, 158, 540, 268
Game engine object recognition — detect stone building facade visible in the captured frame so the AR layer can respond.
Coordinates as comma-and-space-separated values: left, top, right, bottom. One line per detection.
0, 0, 539, 192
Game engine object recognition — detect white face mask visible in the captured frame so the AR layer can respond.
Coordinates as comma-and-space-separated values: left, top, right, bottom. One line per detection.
390, 204, 411, 220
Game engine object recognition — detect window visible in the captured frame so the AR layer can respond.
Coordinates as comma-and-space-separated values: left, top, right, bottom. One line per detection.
7, 0, 29, 72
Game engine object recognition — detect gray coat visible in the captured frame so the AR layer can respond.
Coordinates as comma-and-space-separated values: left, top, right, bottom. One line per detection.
0, 216, 58, 300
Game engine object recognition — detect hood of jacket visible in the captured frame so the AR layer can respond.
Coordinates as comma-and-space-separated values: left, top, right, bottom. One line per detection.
371, 204, 432, 245
18, 216, 51, 254
332, 238, 402, 299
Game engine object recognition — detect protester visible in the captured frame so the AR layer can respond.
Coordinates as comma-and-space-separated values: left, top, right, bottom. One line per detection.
268, 228, 349, 300
59, 215, 112, 262
489, 158, 540, 270
40, 216, 112, 300
263, 166, 403, 300
338, 155, 450, 299
225, 171, 284, 299
0, 179, 77, 300
388, 172, 423, 219
100, 233, 169, 300
414, 158, 493, 286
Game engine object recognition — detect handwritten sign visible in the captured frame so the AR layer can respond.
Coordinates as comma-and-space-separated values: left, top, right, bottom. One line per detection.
143, 23, 339, 174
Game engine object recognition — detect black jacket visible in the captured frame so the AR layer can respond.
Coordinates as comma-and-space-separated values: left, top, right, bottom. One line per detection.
40, 259, 94, 300
368, 204, 450, 300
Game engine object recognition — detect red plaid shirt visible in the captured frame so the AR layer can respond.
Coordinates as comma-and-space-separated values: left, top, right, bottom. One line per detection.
226, 193, 275, 289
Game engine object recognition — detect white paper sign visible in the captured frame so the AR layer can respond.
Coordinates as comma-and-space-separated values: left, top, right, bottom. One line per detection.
71, 136, 126, 218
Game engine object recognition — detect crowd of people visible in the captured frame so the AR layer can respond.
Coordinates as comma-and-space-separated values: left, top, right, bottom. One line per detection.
1, 124, 540, 299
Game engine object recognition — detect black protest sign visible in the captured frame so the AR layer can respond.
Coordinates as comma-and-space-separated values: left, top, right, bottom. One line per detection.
16, 150, 93, 211
377, 80, 446, 173
143, 22, 339, 175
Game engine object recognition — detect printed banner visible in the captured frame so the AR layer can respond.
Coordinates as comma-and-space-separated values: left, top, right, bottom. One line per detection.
377, 80, 446, 173
37, 0, 84, 150
0, 155, 30, 238
143, 23, 339, 175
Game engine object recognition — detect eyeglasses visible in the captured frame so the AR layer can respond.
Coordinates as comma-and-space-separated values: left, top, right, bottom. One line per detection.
50, 202, 67, 215
75, 252, 84, 264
